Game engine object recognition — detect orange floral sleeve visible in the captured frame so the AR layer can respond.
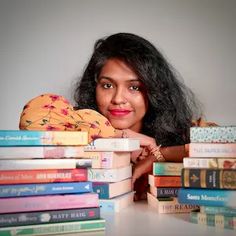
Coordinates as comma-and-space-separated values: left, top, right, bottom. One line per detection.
19, 94, 116, 143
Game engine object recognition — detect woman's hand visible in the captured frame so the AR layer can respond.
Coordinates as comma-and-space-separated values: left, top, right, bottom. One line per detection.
115, 128, 159, 183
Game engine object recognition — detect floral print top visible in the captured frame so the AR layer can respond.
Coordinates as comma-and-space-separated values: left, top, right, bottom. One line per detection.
19, 94, 116, 143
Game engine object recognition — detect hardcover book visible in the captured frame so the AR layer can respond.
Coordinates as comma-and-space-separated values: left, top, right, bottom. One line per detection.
92, 178, 132, 199
178, 188, 236, 207
0, 181, 92, 197
0, 159, 92, 170
189, 143, 236, 158
181, 168, 236, 189
84, 138, 140, 151
99, 191, 134, 213
147, 193, 199, 214
0, 219, 106, 236
0, 207, 100, 227
190, 126, 236, 143
183, 157, 236, 169
0, 146, 85, 159
0, 193, 99, 214
84, 151, 131, 168
190, 210, 236, 230
148, 174, 181, 187
88, 165, 132, 182
0, 168, 87, 184
153, 162, 183, 176
0, 130, 88, 146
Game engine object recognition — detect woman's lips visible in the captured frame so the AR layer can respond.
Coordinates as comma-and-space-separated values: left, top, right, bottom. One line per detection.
109, 109, 131, 117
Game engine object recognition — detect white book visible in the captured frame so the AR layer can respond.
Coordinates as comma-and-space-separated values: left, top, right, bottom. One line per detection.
84, 138, 140, 152
0, 159, 92, 170
99, 191, 134, 213
88, 165, 132, 182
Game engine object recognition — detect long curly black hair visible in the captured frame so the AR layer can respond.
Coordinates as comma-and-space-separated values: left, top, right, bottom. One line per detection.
74, 33, 202, 146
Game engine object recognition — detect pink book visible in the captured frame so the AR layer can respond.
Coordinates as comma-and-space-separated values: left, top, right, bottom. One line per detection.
0, 146, 85, 159
0, 193, 99, 213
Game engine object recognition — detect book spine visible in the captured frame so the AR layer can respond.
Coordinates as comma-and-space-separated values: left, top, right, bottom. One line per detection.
0, 193, 99, 213
190, 126, 236, 143
0, 130, 88, 146
147, 193, 199, 214
150, 186, 179, 197
178, 188, 236, 207
190, 211, 236, 230
84, 151, 130, 168
153, 163, 183, 176
0, 146, 85, 159
99, 192, 134, 212
0, 207, 100, 227
181, 168, 236, 189
84, 138, 140, 151
189, 143, 236, 157
0, 182, 92, 197
149, 175, 181, 187
183, 157, 236, 169
200, 206, 236, 215
0, 169, 87, 184
0, 159, 84, 170
93, 179, 132, 199
0, 219, 106, 236
88, 165, 132, 182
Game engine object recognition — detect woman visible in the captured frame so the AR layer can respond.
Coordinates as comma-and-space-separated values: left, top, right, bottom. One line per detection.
20, 33, 206, 200
73, 33, 203, 199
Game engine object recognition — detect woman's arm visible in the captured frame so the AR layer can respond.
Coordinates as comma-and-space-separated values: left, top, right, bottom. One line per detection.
115, 129, 189, 184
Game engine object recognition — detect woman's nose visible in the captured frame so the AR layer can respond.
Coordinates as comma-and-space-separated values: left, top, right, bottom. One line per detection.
111, 87, 127, 104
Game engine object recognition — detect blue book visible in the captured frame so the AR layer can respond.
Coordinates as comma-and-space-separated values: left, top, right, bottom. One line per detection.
0, 182, 92, 197
0, 130, 88, 146
178, 188, 236, 208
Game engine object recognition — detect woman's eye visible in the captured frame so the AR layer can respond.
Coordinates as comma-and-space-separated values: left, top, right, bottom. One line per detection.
130, 85, 140, 91
103, 83, 113, 89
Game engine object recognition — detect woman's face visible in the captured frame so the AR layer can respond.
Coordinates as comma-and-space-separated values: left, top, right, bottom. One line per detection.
96, 58, 148, 132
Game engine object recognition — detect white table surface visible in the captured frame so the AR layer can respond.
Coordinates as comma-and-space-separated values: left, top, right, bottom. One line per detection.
69, 201, 235, 236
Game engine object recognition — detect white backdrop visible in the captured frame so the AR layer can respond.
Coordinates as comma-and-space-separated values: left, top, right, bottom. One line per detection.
0, 0, 235, 129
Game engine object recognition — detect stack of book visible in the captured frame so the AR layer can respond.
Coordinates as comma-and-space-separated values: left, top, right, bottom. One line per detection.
147, 161, 199, 213
178, 126, 236, 230
0, 130, 105, 235
84, 138, 140, 213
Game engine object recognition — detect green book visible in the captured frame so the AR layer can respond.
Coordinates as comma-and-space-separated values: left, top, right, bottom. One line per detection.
153, 162, 183, 176
0, 219, 105, 236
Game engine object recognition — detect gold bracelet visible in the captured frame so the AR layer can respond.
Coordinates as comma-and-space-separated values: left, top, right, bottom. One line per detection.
150, 144, 165, 162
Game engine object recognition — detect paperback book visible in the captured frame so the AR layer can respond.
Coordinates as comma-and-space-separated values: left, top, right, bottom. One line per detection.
147, 193, 199, 214
0, 219, 106, 236
0, 130, 88, 146
0, 207, 100, 227
0, 181, 92, 197
84, 138, 140, 151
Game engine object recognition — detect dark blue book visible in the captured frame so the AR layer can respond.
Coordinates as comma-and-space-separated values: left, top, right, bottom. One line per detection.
0, 182, 92, 197
0, 207, 100, 227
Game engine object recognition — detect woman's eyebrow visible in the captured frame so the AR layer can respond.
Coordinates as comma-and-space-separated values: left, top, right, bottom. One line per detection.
98, 76, 140, 82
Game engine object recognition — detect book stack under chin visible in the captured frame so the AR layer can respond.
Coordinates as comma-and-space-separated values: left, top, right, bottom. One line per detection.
0, 130, 105, 236
178, 126, 236, 230
147, 162, 199, 214
84, 138, 140, 213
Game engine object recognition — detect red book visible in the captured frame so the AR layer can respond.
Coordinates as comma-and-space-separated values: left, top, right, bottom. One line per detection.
148, 174, 181, 187
0, 169, 87, 184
